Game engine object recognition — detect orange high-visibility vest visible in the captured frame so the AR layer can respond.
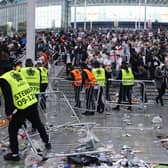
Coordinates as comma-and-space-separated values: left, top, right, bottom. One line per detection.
71, 69, 82, 87
83, 69, 96, 89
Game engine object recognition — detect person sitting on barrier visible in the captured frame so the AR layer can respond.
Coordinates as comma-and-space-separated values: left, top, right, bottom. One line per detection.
92, 61, 105, 113
80, 63, 96, 115
113, 61, 134, 111
35, 60, 48, 110
66, 65, 82, 108
0, 47, 51, 161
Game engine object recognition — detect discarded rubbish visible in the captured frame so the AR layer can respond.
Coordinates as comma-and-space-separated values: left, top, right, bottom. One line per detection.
77, 128, 99, 144
152, 116, 163, 129
24, 151, 43, 168
67, 154, 100, 166
43, 158, 65, 168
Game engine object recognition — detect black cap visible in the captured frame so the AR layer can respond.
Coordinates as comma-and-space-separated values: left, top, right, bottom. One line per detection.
25, 58, 33, 67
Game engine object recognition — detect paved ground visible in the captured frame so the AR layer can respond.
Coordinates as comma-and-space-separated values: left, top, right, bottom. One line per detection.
0, 65, 168, 167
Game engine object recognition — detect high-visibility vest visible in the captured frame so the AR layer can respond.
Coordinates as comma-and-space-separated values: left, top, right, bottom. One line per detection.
38, 67, 48, 84
0, 70, 37, 109
121, 67, 134, 86
20, 67, 40, 94
71, 69, 82, 87
92, 67, 106, 86
83, 69, 96, 88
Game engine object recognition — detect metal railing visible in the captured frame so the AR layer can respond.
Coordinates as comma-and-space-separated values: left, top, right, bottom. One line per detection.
48, 77, 100, 114
106, 79, 146, 110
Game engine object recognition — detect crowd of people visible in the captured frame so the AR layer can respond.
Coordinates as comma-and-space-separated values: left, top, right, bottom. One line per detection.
1, 28, 168, 161
39, 28, 168, 106
1, 29, 168, 108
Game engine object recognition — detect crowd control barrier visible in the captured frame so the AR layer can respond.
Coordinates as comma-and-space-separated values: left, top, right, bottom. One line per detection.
49, 77, 100, 114
36, 90, 80, 126
106, 79, 146, 111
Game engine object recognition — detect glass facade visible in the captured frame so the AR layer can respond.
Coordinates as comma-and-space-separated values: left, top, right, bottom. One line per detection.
0, 0, 168, 31
35, 5, 62, 29
71, 5, 168, 23
0, 4, 26, 31
0, 0, 65, 31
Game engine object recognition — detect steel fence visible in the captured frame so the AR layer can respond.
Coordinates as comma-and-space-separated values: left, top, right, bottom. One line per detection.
36, 90, 80, 126
48, 77, 100, 114
105, 79, 146, 111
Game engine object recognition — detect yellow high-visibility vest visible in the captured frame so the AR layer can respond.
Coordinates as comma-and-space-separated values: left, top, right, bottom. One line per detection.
92, 68, 105, 86
20, 67, 40, 94
39, 67, 48, 84
0, 70, 37, 109
121, 67, 134, 86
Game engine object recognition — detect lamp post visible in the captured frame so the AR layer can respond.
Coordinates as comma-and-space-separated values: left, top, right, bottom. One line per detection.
144, 0, 147, 29
74, 0, 77, 29
138, 0, 141, 30
84, 0, 87, 30
26, 0, 36, 61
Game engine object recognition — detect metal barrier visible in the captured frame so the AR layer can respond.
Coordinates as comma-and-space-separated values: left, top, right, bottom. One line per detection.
106, 79, 146, 110
48, 77, 100, 113
0, 90, 80, 128
36, 90, 80, 126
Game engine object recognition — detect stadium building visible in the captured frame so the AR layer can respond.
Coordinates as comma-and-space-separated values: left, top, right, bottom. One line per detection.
0, 0, 168, 31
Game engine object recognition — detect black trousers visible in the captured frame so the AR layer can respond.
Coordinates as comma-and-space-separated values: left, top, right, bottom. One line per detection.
156, 84, 166, 105
118, 85, 132, 105
85, 87, 95, 111
8, 103, 49, 154
140, 83, 147, 102
105, 71, 112, 100
40, 84, 48, 110
74, 86, 81, 107
94, 87, 104, 112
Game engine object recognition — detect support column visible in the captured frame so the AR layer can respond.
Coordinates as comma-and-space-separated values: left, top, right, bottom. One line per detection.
74, 0, 77, 29
84, 0, 87, 30
15, 5, 18, 32
26, 0, 36, 61
144, 0, 147, 29
138, 0, 141, 30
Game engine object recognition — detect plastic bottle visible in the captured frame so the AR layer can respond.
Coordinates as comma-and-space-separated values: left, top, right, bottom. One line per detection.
99, 152, 107, 162
64, 164, 71, 168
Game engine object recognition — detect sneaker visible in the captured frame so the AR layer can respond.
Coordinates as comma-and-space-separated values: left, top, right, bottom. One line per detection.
45, 143, 51, 150
4, 153, 20, 161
